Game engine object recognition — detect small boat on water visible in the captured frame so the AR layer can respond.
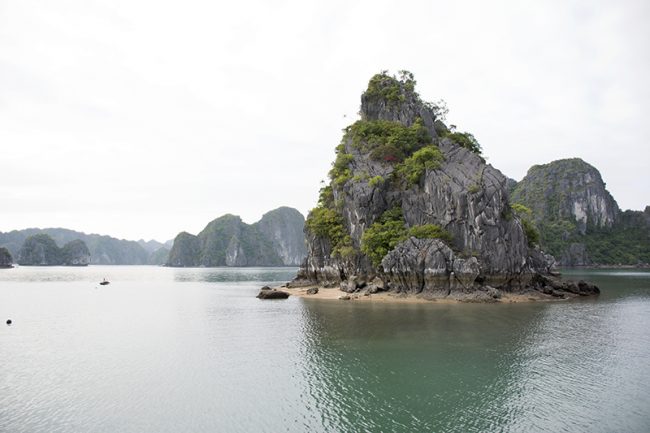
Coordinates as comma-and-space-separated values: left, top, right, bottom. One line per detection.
99, 278, 110, 286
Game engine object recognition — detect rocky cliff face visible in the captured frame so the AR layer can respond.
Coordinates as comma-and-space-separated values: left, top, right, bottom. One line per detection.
166, 207, 306, 267
256, 207, 307, 266
294, 72, 560, 296
511, 159, 649, 266
17, 234, 90, 266
0, 247, 13, 268
511, 159, 619, 235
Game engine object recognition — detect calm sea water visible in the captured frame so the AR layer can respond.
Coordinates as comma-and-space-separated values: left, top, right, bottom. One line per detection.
1, 266, 649, 433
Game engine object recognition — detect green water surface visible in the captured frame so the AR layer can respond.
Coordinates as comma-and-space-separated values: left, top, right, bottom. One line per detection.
1, 266, 648, 432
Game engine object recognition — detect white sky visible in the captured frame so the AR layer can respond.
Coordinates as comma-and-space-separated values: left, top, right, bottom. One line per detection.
1, 0, 648, 241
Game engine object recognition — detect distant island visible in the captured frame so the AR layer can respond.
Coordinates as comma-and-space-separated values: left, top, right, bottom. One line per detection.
510, 158, 650, 266
167, 206, 306, 267
289, 71, 600, 301
0, 208, 307, 268
0, 247, 12, 268
0, 228, 170, 266
16, 234, 90, 266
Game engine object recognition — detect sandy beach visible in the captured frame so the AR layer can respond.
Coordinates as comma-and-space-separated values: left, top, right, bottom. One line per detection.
279, 285, 562, 304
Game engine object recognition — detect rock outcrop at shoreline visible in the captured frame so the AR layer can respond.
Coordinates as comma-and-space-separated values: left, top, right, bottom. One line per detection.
291, 71, 598, 299
256, 286, 290, 299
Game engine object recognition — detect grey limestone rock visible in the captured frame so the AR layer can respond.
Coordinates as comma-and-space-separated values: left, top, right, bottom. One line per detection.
256, 289, 290, 299
533, 274, 600, 296
382, 238, 480, 295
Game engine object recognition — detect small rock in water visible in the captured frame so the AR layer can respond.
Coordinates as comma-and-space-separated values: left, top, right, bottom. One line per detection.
338, 295, 351, 301
256, 289, 290, 299
6, 319, 12, 325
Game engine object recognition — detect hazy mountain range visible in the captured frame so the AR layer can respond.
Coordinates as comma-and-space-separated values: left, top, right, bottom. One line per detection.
0, 207, 307, 267
0, 228, 171, 266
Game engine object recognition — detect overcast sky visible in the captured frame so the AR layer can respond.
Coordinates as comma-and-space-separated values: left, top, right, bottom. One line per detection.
1, 0, 648, 242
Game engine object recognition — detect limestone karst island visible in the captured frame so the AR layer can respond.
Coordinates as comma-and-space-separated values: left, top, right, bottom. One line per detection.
275, 71, 611, 302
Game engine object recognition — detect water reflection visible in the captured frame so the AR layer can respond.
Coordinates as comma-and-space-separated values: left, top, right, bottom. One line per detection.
498, 297, 650, 433
0, 265, 298, 286
296, 301, 547, 432
295, 277, 650, 433
171, 266, 297, 283
1, 267, 648, 432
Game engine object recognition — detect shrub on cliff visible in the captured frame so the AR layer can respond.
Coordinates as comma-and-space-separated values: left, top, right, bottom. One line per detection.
511, 203, 540, 246
329, 145, 354, 186
361, 207, 408, 267
407, 224, 452, 242
346, 118, 432, 163
442, 131, 482, 155
395, 145, 444, 185
364, 70, 416, 104
305, 207, 352, 257
361, 209, 453, 267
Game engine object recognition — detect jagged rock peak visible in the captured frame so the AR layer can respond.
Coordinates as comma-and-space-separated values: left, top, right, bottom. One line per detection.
360, 70, 440, 135
512, 158, 619, 234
